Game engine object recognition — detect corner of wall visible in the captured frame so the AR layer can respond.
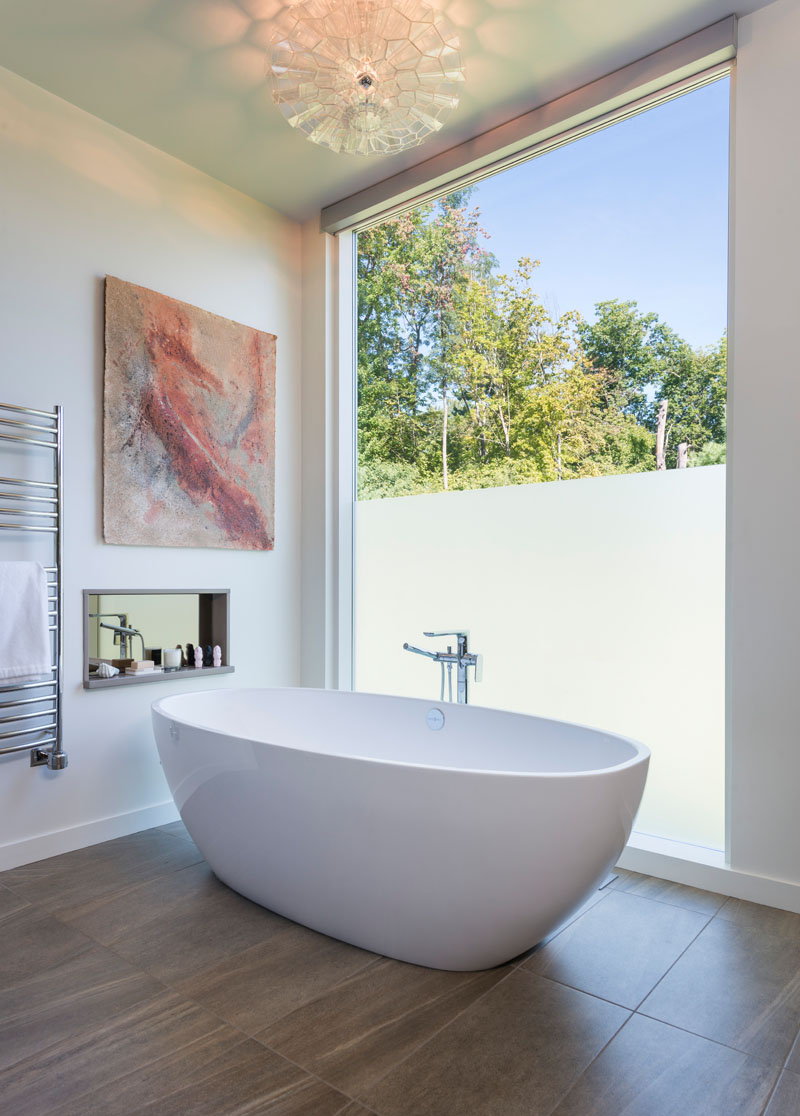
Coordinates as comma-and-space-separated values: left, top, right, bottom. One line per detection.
300, 221, 335, 688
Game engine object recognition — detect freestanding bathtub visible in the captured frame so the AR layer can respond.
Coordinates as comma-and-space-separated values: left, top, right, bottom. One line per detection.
152, 688, 649, 970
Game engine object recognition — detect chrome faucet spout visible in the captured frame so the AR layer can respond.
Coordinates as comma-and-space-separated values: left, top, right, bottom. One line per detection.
403, 631, 481, 704
402, 642, 438, 660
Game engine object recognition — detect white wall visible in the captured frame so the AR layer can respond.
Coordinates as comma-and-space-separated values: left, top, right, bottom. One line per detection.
355, 468, 726, 849
0, 66, 302, 869
728, 0, 800, 884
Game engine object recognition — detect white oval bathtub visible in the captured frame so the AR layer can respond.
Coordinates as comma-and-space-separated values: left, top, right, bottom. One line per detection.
152, 688, 649, 970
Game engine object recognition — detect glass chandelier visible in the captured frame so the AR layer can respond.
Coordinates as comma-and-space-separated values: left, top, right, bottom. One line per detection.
269, 0, 464, 157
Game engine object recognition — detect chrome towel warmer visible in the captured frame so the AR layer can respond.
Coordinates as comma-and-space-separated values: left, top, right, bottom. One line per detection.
0, 401, 67, 770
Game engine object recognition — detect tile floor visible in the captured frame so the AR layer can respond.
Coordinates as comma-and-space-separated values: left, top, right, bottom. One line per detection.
1, 824, 799, 1115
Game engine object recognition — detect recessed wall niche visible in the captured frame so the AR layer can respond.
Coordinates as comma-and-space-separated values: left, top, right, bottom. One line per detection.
83, 589, 232, 689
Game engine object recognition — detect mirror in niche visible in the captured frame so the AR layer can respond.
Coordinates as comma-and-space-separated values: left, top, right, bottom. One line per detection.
83, 589, 230, 687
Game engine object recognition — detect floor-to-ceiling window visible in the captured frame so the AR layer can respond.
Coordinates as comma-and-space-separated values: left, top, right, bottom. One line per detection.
352, 77, 729, 849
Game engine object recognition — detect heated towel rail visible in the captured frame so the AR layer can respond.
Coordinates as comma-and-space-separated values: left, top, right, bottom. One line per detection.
0, 401, 67, 770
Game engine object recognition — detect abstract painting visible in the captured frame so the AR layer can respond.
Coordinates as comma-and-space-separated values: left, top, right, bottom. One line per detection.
103, 276, 276, 550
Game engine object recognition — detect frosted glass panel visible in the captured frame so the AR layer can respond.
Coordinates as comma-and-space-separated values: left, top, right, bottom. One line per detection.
355, 467, 725, 848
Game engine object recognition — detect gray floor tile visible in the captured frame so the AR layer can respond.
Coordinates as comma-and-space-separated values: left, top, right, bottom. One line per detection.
550, 1012, 778, 1116
717, 897, 800, 943
0, 828, 203, 917
523, 888, 709, 1008
606, 867, 650, 889
258, 956, 510, 1097
7, 824, 800, 1116
0, 927, 165, 1074
174, 919, 378, 1034
786, 1029, 800, 1074
640, 917, 800, 1065
139, 1043, 349, 1116
362, 969, 629, 1116
764, 1071, 800, 1116
0, 884, 30, 921
3, 999, 345, 1116
0, 905, 100, 991
61, 861, 289, 984
620, 876, 727, 916
0, 988, 240, 1115
157, 819, 194, 841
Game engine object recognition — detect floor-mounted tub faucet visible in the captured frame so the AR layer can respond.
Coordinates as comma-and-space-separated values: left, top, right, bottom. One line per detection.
403, 630, 482, 704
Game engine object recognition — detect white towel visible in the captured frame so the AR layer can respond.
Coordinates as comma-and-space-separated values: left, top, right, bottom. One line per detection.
0, 562, 51, 681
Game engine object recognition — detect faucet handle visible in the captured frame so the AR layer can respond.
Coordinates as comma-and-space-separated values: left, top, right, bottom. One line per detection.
423, 630, 469, 639
473, 653, 483, 683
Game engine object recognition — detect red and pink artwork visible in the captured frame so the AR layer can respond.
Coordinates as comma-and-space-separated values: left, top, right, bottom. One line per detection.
103, 277, 276, 550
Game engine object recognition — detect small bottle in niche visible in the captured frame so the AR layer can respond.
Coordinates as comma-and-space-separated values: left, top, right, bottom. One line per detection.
203, 645, 213, 667
213, 645, 221, 667
194, 645, 203, 670
185, 643, 195, 668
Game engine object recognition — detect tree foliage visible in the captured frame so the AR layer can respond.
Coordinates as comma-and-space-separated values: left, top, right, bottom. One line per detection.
356, 194, 727, 499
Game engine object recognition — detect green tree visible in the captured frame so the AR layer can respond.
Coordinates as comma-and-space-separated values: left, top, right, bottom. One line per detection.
452, 264, 656, 482
356, 190, 493, 492
657, 333, 727, 463
689, 441, 726, 467
357, 219, 726, 496
579, 299, 673, 425
357, 206, 433, 472
581, 301, 727, 468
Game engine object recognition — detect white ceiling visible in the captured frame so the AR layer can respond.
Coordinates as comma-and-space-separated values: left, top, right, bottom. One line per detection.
0, 1, 774, 221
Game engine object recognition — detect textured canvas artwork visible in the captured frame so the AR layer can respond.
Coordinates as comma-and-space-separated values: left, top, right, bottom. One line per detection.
103, 276, 276, 550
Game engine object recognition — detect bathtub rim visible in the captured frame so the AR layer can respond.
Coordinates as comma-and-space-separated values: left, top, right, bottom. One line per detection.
152, 686, 650, 780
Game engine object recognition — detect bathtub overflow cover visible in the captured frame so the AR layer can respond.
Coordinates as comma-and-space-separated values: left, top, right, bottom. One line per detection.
426, 708, 445, 731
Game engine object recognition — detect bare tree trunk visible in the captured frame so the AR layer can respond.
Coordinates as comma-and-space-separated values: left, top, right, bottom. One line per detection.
441, 378, 448, 490
476, 400, 487, 461
656, 400, 668, 470
557, 430, 562, 480
498, 407, 510, 457
677, 442, 689, 469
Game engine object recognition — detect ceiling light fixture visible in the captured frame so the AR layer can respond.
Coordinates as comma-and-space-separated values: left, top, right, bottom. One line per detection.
269, 0, 464, 157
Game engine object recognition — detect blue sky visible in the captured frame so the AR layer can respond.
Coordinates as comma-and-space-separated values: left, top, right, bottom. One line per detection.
469, 77, 730, 351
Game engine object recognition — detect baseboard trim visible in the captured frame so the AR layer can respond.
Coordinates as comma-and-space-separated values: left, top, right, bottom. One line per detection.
620, 831, 800, 913
0, 801, 181, 872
